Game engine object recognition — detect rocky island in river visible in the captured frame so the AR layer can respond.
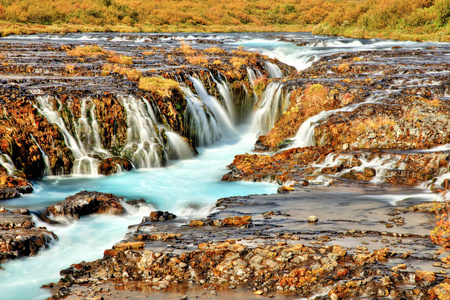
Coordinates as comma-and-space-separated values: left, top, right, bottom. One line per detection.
0, 33, 449, 299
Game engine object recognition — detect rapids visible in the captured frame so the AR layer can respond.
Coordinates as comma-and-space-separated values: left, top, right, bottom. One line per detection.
0, 32, 449, 299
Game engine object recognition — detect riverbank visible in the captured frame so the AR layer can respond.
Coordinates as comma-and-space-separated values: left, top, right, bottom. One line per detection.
45, 184, 450, 299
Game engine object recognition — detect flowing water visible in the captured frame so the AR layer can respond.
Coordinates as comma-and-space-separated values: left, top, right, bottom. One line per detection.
0, 32, 450, 299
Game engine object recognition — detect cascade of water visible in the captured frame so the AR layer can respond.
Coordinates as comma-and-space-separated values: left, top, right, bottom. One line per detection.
0, 152, 16, 175
189, 77, 237, 139
264, 61, 283, 78
120, 95, 168, 168
246, 67, 258, 85
291, 93, 393, 148
251, 82, 291, 136
292, 110, 331, 148
76, 98, 110, 157
181, 85, 222, 147
34, 95, 99, 175
30, 134, 51, 176
211, 75, 236, 124
165, 131, 193, 159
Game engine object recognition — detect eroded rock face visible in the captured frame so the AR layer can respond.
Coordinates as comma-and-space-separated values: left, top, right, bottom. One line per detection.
0, 39, 294, 179
45, 191, 124, 219
0, 208, 56, 263
0, 175, 33, 200
223, 50, 450, 190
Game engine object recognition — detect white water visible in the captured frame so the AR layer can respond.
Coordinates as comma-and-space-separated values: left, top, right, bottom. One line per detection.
0, 152, 16, 175
251, 82, 290, 136
34, 95, 100, 175
30, 134, 51, 176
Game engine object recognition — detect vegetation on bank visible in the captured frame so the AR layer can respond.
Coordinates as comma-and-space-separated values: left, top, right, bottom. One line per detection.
0, 0, 449, 41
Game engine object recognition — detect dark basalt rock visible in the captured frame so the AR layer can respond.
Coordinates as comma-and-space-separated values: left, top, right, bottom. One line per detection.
45, 191, 124, 219
0, 208, 57, 263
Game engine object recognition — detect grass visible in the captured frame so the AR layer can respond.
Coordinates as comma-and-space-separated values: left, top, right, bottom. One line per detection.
107, 54, 133, 65
186, 55, 208, 65
138, 77, 180, 97
66, 45, 112, 57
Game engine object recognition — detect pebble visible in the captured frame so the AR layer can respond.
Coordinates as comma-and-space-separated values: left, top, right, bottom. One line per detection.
307, 215, 318, 223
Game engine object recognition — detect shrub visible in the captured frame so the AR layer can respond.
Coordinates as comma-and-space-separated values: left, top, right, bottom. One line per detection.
205, 46, 225, 54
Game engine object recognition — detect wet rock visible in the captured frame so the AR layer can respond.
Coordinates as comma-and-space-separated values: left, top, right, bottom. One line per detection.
148, 211, 177, 222
45, 191, 124, 219
415, 270, 436, 283
0, 187, 19, 200
0, 208, 57, 263
114, 242, 145, 251
97, 157, 133, 175
277, 186, 294, 194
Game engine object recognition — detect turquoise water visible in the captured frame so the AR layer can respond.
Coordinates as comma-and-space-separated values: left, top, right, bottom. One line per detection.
0, 128, 277, 300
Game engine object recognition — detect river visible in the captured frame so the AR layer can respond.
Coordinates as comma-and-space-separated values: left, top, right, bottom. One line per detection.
0, 32, 449, 299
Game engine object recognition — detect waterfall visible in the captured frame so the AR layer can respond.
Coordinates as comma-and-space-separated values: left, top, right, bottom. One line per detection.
251, 82, 291, 136
290, 93, 393, 148
292, 110, 331, 147
0, 152, 16, 175
211, 75, 236, 124
120, 95, 168, 168
166, 131, 193, 159
190, 77, 236, 138
246, 67, 264, 85
264, 62, 283, 78
181, 85, 222, 147
184, 77, 237, 145
34, 95, 100, 175
120, 95, 193, 168
30, 134, 51, 176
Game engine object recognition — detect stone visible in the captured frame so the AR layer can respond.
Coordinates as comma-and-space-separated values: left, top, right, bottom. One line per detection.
415, 271, 436, 283
307, 215, 318, 223
149, 211, 177, 222
45, 191, 124, 219
189, 220, 205, 227
222, 215, 252, 227
97, 157, 133, 175
114, 242, 145, 251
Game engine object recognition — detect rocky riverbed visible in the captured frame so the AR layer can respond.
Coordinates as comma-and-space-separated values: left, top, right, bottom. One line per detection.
0, 34, 450, 299
41, 46, 450, 299
44, 185, 450, 300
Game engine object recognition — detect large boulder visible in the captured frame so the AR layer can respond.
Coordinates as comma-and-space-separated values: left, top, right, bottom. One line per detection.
0, 208, 56, 263
45, 191, 124, 219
